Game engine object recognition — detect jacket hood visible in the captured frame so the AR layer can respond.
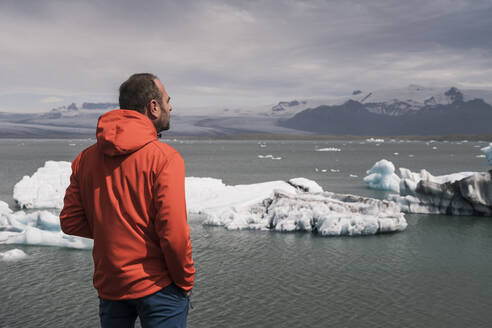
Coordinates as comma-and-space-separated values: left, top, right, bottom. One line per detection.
96, 109, 157, 156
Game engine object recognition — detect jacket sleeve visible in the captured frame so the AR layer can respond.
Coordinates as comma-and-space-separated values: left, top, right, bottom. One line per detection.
59, 153, 93, 239
153, 152, 195, 291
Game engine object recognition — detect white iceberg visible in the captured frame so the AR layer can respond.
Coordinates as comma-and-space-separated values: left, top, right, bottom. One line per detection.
481, 143, 492, 165
0, 207, 93, 249
0, 248, 28, 261
203, 190, 407, 235
363, 159, 400, 192
316, 147, 341, 152
6, 161, 408, 244
13, 161, 72, 209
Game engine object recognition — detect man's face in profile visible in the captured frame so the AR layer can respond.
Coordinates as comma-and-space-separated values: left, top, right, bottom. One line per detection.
154, 79, 172, 132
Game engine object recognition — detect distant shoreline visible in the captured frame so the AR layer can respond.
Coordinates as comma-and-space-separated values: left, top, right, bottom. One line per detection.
1, 133, 492, 141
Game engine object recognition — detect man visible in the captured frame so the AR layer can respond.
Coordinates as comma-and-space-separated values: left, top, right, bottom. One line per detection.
60, 73, 195, 327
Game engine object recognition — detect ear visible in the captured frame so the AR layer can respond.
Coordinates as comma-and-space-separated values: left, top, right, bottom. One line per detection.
147, 99, 161, 120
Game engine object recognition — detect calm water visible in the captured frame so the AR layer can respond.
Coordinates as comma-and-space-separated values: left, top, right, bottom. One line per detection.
1, 138, 491, 328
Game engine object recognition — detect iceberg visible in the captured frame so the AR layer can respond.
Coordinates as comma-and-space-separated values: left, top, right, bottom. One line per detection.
203, 190, 407, 235
363, 159, 400, 192
481, 143, 492, 165
316, 147, 341, 152
13, 161, 72, 209
399, 168, 475, 196
389, 171, 492, 216
0, 248, 28, 261
4, 161, 407, 247
0, 208, 93, 249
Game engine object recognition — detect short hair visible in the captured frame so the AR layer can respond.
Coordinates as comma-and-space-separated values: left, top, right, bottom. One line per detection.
119, 73, 162, 113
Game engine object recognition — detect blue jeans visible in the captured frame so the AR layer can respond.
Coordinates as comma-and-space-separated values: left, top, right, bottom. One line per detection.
99, 283, 190, 328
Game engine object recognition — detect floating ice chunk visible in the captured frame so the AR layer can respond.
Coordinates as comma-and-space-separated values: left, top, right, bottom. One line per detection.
13, 161, 72, 209
366, 138, 384, 143
408, 154, 415, 157
204, 190, 407, 236
399, 168, 475, 196
316, 147, 341, 152
0, 208, 92, 249
0, 248, 27, 261
481, 143, 492, 165
389, 171, 492, 216
288, 178, 323, 193
363, 159, 400, 192
258, 154, 282, 160
476, 155, 486, 158
393, 152, 399, 155
330, 169, 340, 173
349, 174, 359, 178
185, 177, 298, 214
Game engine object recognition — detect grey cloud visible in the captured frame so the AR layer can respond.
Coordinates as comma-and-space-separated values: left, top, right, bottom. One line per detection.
1, 0, 491, 111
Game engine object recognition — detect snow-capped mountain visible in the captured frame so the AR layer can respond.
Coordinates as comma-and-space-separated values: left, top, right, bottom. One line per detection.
1, 85, 492, 136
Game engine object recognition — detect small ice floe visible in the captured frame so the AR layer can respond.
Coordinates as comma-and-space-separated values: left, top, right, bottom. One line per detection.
258, 155, 282, 160
330, 169, 340, 173
393, 152, 399, 155
366, 138, 384, 143
476, 155, 486, 158
481, 143, 492, 165
349, 174, 359, 178
13, 161, 72, 209
69, 143, 76, 146
432, 147, 437, 150
258, 142, 267, 148
363, 159, 400, 193
0, 249, 28, 261
321, 169, 327, 173
315, 168, 319, 172
316, 147, 341, 152
408, 154, 415, 157
0, 207, 93, 249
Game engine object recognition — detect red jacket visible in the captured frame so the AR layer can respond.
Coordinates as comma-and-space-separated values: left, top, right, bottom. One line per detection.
60, 109, 195, 300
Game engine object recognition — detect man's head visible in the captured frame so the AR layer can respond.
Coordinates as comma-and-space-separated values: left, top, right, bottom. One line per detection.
119, 73, 172, 133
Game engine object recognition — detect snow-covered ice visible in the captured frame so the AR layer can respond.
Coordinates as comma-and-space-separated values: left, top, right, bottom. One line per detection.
316, 147, 341, 152
363, 159, 400, 192
13, 161, 72, 209
481, 143, 492, 165
0, 248, 28, 261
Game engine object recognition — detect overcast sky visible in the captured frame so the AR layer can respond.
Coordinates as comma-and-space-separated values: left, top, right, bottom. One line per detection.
1, 0, 491, 112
